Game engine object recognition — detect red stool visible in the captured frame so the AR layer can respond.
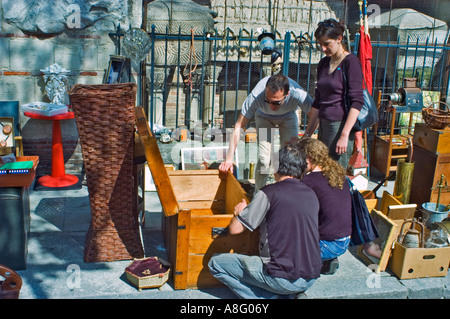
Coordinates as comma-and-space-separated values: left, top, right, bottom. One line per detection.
24, 111, 78, 187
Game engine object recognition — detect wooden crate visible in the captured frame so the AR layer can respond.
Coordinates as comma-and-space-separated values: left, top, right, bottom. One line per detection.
413, 123, 450, 155
410, 146, 450, 206
135, 107, 259, 290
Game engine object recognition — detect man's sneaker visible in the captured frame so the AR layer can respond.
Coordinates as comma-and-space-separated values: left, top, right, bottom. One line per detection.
320, 258, 339, 275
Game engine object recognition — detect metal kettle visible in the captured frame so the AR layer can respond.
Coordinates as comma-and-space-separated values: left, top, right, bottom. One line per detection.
398, 218, 425, 248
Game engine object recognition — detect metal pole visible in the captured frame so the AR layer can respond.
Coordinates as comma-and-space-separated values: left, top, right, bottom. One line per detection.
282, 32, 291, 76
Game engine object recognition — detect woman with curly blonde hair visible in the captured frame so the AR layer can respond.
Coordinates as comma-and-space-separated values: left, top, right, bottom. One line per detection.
297, 137, 352, 275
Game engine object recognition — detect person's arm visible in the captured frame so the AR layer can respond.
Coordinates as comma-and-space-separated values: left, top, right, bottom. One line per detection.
336, 108, 359, 154
228, 191, 270, 235
228, 199, 247, 235
219, 114, 250, 174
336, 55, 363, 154
302, 59, 325, 138
303, 108, 320, 138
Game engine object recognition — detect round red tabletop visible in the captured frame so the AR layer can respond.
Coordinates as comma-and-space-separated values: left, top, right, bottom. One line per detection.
24, 111, 74, 121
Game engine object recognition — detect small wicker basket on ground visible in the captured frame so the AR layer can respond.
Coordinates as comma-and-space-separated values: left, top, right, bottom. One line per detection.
422, 101, 450, 130
125, 257, 171, 291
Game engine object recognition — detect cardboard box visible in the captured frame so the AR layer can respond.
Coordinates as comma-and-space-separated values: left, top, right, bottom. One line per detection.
388, 241, 450, 279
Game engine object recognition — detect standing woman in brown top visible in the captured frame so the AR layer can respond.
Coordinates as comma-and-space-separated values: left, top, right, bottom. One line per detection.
304, 19, 364, 170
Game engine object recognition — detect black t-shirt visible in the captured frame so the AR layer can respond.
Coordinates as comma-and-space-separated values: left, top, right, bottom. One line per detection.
237, 178, 321, 280
301, 172, 352, 241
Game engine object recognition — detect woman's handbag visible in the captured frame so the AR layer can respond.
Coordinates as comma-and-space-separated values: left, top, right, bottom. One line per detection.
342, 59, 378, 132
347, 178, 379, 246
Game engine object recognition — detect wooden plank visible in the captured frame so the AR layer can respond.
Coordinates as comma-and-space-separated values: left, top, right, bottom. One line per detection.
135, 106, 179, 217
169, 173, 225, 202
187, 254, 223, 289
174, 209, 191, 290
386, 204, 417, 220
163, 214, 178, 267
379, 191, 402, 216
189, 214, 251, 254
365, 198, 378, 212
178, 200, 225, 212
225, 170, 250, 214
169, 169, 219, 176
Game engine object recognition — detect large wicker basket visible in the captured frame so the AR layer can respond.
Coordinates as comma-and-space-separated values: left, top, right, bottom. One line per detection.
69, 83, 144, 262
422, 101, 450, 130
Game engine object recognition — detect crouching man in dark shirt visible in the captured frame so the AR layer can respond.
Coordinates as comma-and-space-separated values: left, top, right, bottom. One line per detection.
208, 143, 321, 299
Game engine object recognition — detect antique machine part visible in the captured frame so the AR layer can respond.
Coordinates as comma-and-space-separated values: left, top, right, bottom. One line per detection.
398, 218, 425, 248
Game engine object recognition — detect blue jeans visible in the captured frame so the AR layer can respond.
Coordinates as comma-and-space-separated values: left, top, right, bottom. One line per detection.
208, 253, 316, 299
320, 236, 350, 261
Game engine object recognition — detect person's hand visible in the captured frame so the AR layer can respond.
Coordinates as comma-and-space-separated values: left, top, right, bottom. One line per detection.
233, 199, 248, 216
336, 134, 349, 155
219, 160, 234, 174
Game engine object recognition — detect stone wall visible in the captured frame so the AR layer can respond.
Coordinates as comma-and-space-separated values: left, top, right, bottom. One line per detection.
0, 0, 142, 175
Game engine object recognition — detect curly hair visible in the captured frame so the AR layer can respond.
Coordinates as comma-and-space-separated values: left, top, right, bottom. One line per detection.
297, 137, 346, 189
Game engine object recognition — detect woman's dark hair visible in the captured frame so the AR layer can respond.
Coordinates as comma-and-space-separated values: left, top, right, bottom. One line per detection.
266, 74, 290, 95
314, 18, 346, 41
276, 143, 307, 179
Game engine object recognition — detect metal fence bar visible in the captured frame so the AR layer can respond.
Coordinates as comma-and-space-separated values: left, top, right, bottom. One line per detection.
144, 28, 450, 131
223, 28, 230, 128
381, 33, 390, 94
247, 29, 254, 96
372, 33, 381, 95
149, 25, 156, 132
175, 27, 182, 128
429, 37, 439, 91
420, 36, 430, 88
211, 29, 219, 126
234, 30, 242, 124
411, 37, 420, 78
401, 36, 410, 82
162, 26, 169, 126
199, 29, 207, 123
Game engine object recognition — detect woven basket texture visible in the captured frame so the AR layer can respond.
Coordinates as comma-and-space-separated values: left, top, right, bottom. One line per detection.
422, 102, 450, 130
69, 83, 144, 262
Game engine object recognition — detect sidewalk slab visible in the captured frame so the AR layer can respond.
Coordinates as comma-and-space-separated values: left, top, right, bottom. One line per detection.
14, 183, 450, 299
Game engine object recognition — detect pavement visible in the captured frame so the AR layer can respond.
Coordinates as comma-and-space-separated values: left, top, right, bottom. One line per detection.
12, 173, 450, 300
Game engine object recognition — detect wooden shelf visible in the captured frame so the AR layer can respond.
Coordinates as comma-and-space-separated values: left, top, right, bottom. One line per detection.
371, 134, 413, 179
370, 100, 417, 182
